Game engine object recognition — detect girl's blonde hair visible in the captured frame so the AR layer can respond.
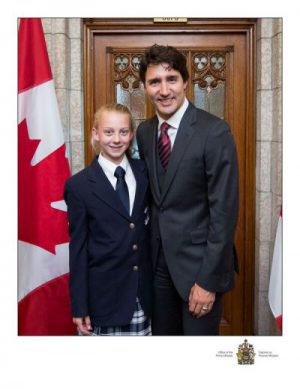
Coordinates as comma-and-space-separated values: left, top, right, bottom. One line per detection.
91, 103, 135, 156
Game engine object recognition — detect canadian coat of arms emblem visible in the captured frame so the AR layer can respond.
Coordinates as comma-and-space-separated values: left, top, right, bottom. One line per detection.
236, 339, 255, 365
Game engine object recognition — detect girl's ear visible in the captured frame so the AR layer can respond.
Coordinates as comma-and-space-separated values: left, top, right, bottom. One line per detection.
92, 127, 99, 141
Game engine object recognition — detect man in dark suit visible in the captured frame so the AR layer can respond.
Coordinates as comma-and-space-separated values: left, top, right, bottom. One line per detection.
136, 45, 239, 335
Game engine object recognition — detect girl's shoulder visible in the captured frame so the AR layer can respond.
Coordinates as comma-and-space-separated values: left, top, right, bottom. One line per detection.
65, 161, 95, 192
129, 157, 147, 171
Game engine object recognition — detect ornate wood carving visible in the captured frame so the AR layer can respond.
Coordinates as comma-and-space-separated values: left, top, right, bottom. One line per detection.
193, 52, 226, 91
111, 49, 232, 94
112, 52, 143, 92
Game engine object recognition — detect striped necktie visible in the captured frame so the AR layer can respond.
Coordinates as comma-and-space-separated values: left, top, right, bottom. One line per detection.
158, 122, 171, 170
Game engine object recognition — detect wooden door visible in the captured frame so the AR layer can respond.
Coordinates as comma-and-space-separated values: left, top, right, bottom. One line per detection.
84, 18, 256, 335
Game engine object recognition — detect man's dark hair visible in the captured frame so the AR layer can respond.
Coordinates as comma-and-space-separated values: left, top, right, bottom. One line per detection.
139, 44, 189, 84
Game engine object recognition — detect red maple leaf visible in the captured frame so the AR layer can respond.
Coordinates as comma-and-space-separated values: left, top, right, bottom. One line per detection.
18, 119, 71, 254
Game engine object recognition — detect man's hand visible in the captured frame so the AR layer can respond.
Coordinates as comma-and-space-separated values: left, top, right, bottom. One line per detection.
73, 316, 92, 335
188, 283, 216, 318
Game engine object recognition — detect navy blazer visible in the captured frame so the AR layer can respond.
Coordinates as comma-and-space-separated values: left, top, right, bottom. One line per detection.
64, 157, 152, 327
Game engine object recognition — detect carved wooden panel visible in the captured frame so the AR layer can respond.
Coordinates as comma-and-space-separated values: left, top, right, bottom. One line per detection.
108, 47, 233, 123
112, 51, 143, 91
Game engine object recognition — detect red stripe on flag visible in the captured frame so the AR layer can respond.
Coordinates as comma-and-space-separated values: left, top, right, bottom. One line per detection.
268, 208, 282, 334
18, 274, 76, 336
18, 18, 52, 93
277, 315, 282, 333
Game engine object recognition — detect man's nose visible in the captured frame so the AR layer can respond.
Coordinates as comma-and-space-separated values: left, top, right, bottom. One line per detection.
160, 81, 170, 96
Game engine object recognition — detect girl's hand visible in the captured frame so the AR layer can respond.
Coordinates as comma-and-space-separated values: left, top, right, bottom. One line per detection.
73, 316, 92, 335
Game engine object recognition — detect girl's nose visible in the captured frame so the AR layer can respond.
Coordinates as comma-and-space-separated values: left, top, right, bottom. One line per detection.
113, 132, 120, 143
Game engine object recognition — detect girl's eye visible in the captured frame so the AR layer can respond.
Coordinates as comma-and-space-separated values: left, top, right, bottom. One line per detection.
120, 130, 129, 136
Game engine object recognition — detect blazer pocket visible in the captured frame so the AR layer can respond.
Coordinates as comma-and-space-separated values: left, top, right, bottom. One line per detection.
190, 228, 208, 244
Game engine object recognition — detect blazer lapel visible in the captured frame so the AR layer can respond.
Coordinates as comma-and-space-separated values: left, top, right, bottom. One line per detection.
130, 159, 148, 220
160, 104, 198, 204
145, 116, 161, 204
87, 158, 131, 220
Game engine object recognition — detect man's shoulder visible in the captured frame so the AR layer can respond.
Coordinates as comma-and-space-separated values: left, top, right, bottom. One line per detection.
187, 105, 231, 137
137, 115, 158, 134
188, 103, 226, 126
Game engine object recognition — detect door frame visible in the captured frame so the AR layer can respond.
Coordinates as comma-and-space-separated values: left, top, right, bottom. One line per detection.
83, 18, 257, 334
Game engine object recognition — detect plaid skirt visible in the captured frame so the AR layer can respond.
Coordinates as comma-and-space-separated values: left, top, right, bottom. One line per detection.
79, 298, 151, 336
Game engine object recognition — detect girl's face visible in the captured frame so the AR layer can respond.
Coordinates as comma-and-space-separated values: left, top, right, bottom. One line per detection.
92, 111, 133, 164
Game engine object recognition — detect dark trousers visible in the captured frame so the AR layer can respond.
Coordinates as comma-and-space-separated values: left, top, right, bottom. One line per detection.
152, 249, 223, 335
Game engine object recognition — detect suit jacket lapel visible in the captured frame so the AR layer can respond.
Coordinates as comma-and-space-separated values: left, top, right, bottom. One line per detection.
87, 158, 131, 220
160, 104, 197, 204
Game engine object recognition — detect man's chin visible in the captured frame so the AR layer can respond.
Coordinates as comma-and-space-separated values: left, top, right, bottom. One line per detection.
158, 108, 175, 120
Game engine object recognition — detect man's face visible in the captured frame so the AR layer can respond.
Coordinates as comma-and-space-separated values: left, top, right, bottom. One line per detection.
92, 111, 133, 164
144, 63, 188, 120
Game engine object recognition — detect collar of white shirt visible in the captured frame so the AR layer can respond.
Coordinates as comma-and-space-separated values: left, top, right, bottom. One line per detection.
157, 97, 189, 131
98, 153, 129, 178
97, 153, 136, 215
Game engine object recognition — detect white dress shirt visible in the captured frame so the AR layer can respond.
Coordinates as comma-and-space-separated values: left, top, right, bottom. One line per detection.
98, 154, 136, 215
157, 97, 189, 149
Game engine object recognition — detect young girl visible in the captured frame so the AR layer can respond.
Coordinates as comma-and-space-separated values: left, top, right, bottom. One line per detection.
64, 103, 152, 335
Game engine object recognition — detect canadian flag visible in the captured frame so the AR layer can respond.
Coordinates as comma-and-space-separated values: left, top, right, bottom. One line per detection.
268, 208, 283, 333
18, 18, 76, 335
